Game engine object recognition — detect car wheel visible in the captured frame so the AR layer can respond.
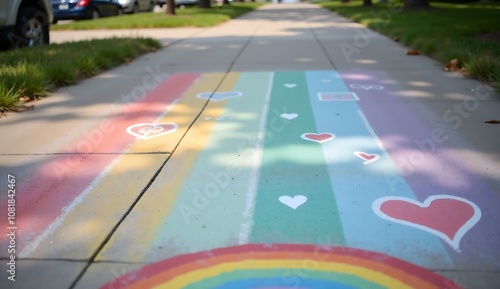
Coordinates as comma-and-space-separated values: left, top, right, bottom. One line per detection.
132, 3, 139, 13
92, 9, 100, 19
12, 7, 49, 48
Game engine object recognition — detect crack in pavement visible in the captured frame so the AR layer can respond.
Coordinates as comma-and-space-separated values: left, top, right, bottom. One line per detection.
67, 16, 266, 289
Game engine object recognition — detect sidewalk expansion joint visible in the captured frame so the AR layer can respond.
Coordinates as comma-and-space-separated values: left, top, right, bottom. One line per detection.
67, 154, 174, 289
1, 152, 171, 156
70, 17, 263, 289
304, 11, 337, 70
0, 257, 87, 262
164, 15, 264, 157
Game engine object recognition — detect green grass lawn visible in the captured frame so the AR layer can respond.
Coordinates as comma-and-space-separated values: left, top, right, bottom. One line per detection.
0, 38, 160, 115
318, 0, 500, 90
51, 3, 265, 30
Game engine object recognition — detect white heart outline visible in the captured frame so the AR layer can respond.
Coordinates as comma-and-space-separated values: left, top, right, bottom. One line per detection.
301, 132, 335, 144
372, 195, 481, 251
197, 91, 242, 102
280, 113, 298, 120
279, 195, 307, 209
126, 122, 178, 140
354, 151, 380, 165
284, 83, 297, 88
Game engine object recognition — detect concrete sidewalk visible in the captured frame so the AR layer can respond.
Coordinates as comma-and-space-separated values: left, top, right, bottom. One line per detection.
1, 3, 499, 289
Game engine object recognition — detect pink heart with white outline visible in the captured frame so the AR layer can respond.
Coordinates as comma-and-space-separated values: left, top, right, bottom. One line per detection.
126, 122, 178, 140
301, 133, 335, 144
372, 195, 481, 250
354, 151, 380, 165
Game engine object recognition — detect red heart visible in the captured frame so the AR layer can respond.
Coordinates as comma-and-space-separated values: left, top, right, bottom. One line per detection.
373, 195, 481, 250
354, 151, 380, 165
301, 133, 335, 143
359, 153, 376, 160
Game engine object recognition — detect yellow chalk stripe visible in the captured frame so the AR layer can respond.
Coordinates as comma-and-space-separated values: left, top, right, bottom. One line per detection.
128, 73, 224, 153
96, 72, 242, 262
153, 259, 414, 289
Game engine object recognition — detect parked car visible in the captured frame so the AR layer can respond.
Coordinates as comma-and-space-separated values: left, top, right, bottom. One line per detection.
116, 0, 154, 13
155, 0, 198, 8
52, 0, 123, 23
0, 0, 53, 49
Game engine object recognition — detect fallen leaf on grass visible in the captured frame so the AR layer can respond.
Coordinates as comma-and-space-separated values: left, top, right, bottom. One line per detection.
484, 119, 500, 124
405, 49, 420, 55
444, 58, 460, 71
19, 96, 31, 103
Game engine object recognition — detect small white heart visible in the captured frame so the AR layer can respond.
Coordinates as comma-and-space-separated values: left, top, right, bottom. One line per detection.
204, 117, 212, 120
284, 83, 296, 88
279, 195, 307, 210
280, 113, 298, 120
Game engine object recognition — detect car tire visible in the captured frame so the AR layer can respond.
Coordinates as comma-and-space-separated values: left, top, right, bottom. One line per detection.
92, 9, 100, 19
0, 41, 10, 51
11, 7, 49, 48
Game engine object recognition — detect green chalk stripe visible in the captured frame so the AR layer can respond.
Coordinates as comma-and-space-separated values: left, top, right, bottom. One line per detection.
250, 71, 345, 245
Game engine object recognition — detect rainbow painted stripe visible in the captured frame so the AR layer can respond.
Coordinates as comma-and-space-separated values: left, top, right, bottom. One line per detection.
101, 244, 463, 289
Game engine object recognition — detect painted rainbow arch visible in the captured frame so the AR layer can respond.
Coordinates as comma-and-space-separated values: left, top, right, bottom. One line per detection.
101, 244, 463, 289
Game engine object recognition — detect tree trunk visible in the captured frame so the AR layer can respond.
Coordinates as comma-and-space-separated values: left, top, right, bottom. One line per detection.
166, 0, 175, 15
198, 0, 211, 8
404, 0, 430, 9
363, 0, 372, 6
223, 0, 230, 4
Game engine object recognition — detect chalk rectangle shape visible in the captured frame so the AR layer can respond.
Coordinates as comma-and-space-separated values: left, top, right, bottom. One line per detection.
317, 92, 359, 101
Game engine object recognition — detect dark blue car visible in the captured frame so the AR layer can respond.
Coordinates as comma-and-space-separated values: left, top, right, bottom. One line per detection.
52, 0, 123, 23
